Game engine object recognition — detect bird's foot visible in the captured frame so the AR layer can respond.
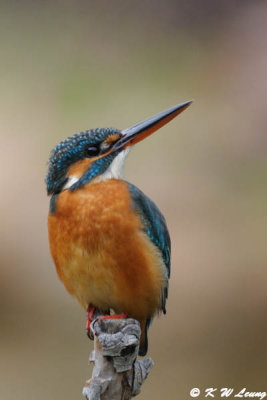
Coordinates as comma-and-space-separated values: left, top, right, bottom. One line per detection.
86, 304, 96, 340
98, 313, 127, 322
86, 307, 127, 340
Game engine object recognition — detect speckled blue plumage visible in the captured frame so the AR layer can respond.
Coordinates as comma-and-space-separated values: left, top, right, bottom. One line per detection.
46, 128, 121, 194
127, 182, 171, 314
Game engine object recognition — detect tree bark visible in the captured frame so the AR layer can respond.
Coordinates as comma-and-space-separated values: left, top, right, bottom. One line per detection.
82, 318, 154, 400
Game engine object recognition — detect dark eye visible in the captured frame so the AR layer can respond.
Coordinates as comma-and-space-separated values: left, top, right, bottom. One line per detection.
87, 146, 99, 157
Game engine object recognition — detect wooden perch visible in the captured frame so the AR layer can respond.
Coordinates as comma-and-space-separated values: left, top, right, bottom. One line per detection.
82, 317, 154, 400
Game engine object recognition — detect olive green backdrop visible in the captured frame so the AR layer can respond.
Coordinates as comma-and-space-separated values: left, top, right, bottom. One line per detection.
1, 1, 266, 399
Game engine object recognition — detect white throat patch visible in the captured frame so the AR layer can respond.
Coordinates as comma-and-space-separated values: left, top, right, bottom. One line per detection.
62, 175, 79, 190
94, 148, 130, 182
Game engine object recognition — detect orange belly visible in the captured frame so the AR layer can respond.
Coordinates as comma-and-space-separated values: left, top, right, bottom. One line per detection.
48, 179, 165, 322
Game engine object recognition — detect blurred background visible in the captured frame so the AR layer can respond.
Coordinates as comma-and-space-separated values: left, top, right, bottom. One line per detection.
0, 1, 266, 399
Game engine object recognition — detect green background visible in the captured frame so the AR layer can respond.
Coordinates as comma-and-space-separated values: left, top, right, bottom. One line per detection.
1, 1, 266, 399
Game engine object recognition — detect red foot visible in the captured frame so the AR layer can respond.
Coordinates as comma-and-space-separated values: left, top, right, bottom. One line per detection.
98, 313, 127, 322
86, 304, 95, 338
86, 306, 127, 339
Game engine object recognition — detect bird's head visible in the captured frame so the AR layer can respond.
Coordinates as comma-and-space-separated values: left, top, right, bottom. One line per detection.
46, 100, 192, 195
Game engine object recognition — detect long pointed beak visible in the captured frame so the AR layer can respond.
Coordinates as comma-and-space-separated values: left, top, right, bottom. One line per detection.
112, 100, 193, 152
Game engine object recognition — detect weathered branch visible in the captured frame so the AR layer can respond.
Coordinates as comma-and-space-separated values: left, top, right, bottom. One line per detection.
82, 318, 154, 400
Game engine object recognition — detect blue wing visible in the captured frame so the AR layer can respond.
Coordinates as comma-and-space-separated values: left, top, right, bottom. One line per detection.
126, 182, 171, 314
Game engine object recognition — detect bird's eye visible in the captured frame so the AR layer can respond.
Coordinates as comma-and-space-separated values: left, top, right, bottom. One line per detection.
86, 146, 99, 157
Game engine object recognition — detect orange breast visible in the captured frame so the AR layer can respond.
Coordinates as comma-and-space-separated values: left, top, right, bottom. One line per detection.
48, 179, 165, 321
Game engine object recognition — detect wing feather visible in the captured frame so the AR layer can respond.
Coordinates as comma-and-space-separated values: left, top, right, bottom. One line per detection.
126, 182, 171, 313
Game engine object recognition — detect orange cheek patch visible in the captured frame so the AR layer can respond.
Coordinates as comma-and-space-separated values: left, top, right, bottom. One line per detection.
104, 134, 121, 146
67, 159, 94, 179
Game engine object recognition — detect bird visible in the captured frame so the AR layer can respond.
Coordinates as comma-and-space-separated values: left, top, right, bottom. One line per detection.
46, 100, 192, 356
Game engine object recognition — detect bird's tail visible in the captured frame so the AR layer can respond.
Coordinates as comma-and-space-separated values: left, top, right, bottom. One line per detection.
138, 318, 151, 356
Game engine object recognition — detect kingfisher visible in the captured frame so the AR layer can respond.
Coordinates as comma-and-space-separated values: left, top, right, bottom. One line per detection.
46, 100, 192, 356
